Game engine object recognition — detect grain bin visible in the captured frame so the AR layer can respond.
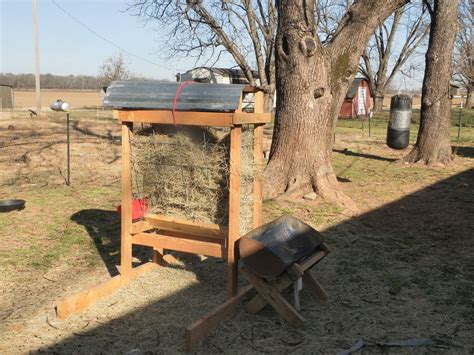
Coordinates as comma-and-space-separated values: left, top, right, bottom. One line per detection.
387, 95, 412, 149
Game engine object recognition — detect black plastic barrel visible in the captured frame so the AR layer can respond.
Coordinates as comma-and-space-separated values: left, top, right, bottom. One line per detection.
387, 95, 412, 149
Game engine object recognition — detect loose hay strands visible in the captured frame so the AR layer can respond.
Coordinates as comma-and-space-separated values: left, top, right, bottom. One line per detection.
130, 125, 257, 234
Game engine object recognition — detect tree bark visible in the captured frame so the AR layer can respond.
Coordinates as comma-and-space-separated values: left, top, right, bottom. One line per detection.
466, 85, 474, 109
373, 92, 385, 112
406, 0, 458, 166
265, 0, 408, 210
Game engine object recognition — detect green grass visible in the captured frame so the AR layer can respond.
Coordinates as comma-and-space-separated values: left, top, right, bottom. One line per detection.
0, 184, 119, 272
337, 108, 474, 143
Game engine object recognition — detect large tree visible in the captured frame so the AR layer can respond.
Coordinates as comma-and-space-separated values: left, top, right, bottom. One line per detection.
405, 0, 458, 165
359, 4, 429, 112
453, 0, 473, 108
265, 0, 408, 208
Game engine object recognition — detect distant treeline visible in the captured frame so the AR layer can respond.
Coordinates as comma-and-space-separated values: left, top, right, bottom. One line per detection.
0, 73, 102, 90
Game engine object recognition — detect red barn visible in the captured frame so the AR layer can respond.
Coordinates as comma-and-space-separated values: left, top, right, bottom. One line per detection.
339, 78, 372, 119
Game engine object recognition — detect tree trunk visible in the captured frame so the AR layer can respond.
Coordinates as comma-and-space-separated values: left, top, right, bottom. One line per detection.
264, 0, 408, 210
267, 53, 354, 207
373, 91, 385, 112
466, 85, 474, 109
406, 0, 457, 166
263, 91, 275, 113
265, 1, 353, 209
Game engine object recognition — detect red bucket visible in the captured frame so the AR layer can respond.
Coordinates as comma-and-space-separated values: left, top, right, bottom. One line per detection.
117, 198, 148, 220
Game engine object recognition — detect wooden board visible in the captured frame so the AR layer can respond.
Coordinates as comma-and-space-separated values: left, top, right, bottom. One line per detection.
245, 249, 328, 314
115, 110, 269, 126
144, 214, 227, 239
121, 122, 133, 279
241, 266, 304, 327
253, 91, 265, 228
233, 112, 271, 125
302, 269, 328, 302
130, 220, 153, 235
133, 232, 225, 258
56, 262, 158, 320
115, 110, 234, 126
227, 125, 242, 298
185, 285, 254, 352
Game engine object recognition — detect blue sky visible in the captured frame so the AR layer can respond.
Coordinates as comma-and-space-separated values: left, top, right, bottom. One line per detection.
0, 0, 205, 80
1, 0, 424, 88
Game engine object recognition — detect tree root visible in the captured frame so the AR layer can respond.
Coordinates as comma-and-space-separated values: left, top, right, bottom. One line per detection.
405, 145, 453, 166
263, 162, 359, 214
312, 169, 359, 214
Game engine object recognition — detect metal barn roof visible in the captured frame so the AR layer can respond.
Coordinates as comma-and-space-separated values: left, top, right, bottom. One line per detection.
345, 78, 369, 99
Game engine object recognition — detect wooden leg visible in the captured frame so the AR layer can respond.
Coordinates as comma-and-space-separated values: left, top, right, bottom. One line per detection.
152, 248, 179, 265
121, 122, 133, 280
245, 265, 300, 314
227, 125, 242, 298
185, 285, 253, 352
303, 269, 328, 302
245, 292, 268, 314
152, 247, 164, 264
241, 267, 304, 327
253, 91, 264, 229
163, 253, 179, 265
245, 256, 329, 314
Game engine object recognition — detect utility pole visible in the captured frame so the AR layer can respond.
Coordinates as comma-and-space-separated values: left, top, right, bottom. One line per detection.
32, 0, 41, 116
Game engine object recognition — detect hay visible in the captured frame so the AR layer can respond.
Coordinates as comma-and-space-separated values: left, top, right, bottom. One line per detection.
131, 125, 257, 234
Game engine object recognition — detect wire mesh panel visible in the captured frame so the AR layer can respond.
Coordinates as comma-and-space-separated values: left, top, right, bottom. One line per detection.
130, 124, 258, 235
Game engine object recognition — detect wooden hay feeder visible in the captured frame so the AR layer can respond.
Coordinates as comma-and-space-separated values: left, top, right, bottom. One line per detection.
55, 82, 271, 329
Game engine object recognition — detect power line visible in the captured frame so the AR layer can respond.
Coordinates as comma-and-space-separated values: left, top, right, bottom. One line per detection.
51, 0, 180, 73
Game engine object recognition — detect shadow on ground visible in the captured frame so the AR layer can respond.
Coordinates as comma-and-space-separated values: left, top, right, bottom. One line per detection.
38, 169, 473, 353
455, 146, 474, 158
71, 209, 122, 277
333, 148, 398, 162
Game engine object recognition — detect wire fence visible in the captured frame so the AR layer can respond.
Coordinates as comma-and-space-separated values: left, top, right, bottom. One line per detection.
338, 107, 474, 145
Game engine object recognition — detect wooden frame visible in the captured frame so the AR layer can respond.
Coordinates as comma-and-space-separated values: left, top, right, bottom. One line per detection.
186, 244, 331, 350
56, 88, 269, 321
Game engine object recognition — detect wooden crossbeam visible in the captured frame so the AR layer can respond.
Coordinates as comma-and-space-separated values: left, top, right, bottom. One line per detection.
144, 214, 227, 240
133, 232, 225, 258
115, 110, 234, 127
130, 220, 153, 235
114, 110, 270, 126
233, 112, 271, 125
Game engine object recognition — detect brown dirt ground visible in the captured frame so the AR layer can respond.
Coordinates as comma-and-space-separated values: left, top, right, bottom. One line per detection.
13, 90, 102, 109
9, 90, 466, 110
0, 112, 473, 354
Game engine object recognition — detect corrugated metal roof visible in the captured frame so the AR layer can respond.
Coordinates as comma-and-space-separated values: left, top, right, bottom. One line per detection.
103, 80, 245, 112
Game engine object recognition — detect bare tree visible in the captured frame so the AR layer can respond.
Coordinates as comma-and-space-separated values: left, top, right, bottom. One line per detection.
406, 0, 458, 165
453, 0, 473, 108
129, 0, 277, 110
266, 0, 409, 209
130, 1, 409, 207
359, 4, 429, 112
99, 52, 130, 87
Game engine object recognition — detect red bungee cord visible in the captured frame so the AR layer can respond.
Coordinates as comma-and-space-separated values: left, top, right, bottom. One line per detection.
172, 80, 195, 126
